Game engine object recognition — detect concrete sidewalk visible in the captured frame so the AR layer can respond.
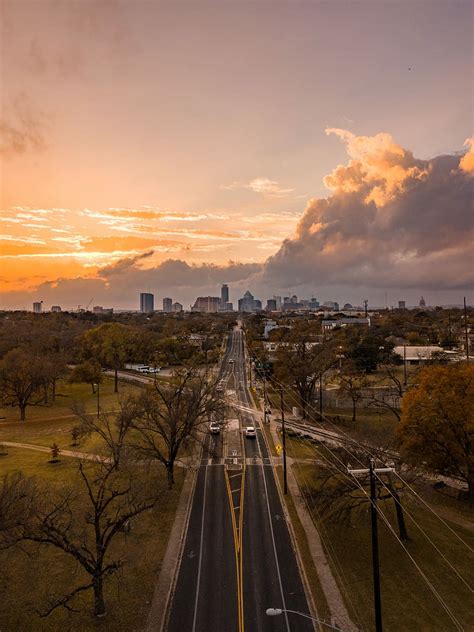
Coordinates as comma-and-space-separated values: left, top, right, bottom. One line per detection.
268, 422, 358, 632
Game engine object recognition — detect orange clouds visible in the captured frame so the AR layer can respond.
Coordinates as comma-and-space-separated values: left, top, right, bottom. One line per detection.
324, 128, 428, 206
459, 137, 474, 175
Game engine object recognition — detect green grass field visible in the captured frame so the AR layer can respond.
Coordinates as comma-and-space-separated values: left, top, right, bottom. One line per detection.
283, 438, 474, 632
0, 376, 188, 631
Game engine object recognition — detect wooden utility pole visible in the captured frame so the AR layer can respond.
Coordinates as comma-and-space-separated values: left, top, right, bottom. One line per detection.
319, 373, 323, 418
279, 387, 288, 495
348, 461, 395, 632
403, 344, 407, 387
464, 297, 470, 365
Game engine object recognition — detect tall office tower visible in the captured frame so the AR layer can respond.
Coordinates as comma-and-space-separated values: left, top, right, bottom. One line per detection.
273, 296, 282, 310
221, 284, 229, 305
33, 301, 43, 313
140, 292, 154, 314
398, 301, 406, 309
419, 296, 426, 308
163, 297, 173, 313
192, 296, 221, 313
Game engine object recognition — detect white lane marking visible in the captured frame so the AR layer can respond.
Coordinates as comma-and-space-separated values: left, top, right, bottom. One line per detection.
191, 465, 209, 632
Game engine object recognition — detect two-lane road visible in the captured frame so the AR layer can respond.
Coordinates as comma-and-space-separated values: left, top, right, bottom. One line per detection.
166, 328, 314, 632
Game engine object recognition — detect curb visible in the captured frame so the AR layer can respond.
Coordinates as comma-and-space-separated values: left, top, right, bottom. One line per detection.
144, 465, 198, 632
259, 421, 321, 632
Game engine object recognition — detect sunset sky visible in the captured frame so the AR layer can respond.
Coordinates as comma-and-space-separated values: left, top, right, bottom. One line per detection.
1, 0, 472, 310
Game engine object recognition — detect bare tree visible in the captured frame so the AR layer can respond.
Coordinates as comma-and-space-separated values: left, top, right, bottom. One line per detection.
132, 368, 221, 488
15, 458, 161, 617
337, 361, 368, 423
366, 360, 406, 421
0, 472, 38, 550
72, 396, 139, 469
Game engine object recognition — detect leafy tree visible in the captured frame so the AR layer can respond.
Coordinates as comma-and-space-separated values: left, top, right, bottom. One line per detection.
398, 364, 474, 505
344, 332, 394, 374
82, 323, 131, 393
0, 348, 45, 420
132, 368, 221, 487
69, 360, 103, 393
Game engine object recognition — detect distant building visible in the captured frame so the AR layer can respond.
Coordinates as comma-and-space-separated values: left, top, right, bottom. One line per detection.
266, 299, 277, 311
93, 306, 104, 314
172, 302, 183, 313
221, 284, 229, 306
273, 296, 282, 310
343, 303, 353, 310
163, 297, 173, 313
308, 298, 320, 310
323, 301, 339, 311
33, 301, 43, 314
263, 320, 278, 338
51, 305, 61, 313
223, 302, 234, 312
192, 296, 221, 313
398, 301, 406, 309
394, 345, 457, 365
238, 290, 262, 313
419, 296, 426, 308
140, 293, 154, 314
322, 317, 370, 332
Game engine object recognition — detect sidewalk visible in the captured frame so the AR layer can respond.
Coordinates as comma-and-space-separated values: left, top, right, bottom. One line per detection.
268, 421, 358, 632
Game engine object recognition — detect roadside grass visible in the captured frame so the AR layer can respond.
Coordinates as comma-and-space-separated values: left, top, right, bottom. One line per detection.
0, 379, 141, 453
291, 460, 474, 632
0, 447, 185, 632
274, 465, 331, 625
320, 407, 399, 447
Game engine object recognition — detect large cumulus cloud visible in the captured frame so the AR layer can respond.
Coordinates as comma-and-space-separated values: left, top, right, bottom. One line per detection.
260, 129, 474, 294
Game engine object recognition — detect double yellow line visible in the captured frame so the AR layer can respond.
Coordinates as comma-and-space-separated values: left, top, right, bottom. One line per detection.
225, 464, 246, 632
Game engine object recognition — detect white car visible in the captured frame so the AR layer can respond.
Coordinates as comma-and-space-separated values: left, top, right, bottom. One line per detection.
209, 422, 220, 435
228, 359, 234, 364
244, 426, 256, 438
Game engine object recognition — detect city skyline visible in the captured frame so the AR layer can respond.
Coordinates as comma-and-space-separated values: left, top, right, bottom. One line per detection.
1, 1, 473, 310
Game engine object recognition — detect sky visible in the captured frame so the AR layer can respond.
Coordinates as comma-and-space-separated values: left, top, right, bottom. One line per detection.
0, 0, 472, 310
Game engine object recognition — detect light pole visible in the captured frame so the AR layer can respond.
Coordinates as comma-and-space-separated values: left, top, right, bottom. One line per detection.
266, 608, 347, 631
94, 383, 100, 418
279, 386, 288, 495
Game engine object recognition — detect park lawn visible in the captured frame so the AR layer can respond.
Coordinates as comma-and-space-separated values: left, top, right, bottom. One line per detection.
320, 407, 400, 448
0, 378, 142, 453
292, 461, 474, 632
0, 447, 185, 632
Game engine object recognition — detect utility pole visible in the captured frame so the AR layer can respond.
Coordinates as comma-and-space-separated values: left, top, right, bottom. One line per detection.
263, 374, 268, 424
348, 460, 395, 632
364, 299, 368, 318
464, 296, 470, 365
96, 382, 100, 418
319, 373, 323, 418
279, 387, 288, 495
403, 344, 407, 387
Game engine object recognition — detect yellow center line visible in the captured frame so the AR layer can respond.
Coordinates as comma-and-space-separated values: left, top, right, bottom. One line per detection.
225, 466, 245, 632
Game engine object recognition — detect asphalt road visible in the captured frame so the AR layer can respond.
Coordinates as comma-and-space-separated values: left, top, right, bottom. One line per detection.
166, 328, 314, 632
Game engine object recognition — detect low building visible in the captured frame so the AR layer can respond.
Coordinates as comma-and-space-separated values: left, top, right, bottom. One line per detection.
163, 297, 173, 313
51, 305, 61, 312
172, 302, 183, 313
393, 345, 458, 365
322, 317, 370, 332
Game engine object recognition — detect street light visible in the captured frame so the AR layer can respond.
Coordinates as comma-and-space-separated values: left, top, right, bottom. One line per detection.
94, 383, 100, 418
266, 608, 347, 631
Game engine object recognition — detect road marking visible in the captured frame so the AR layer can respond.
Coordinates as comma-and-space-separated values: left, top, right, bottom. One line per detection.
191, 466, 208, 632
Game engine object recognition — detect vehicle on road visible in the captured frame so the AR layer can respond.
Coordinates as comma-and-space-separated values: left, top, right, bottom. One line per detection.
244, 426, 256, 438
209, 422, 221, 434
228, 359, 234, 364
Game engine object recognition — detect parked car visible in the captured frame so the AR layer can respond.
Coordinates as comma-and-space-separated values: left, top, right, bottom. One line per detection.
244, 426, 256, 438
